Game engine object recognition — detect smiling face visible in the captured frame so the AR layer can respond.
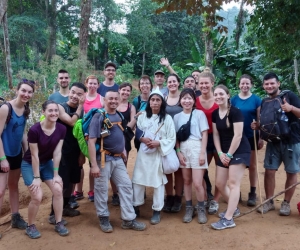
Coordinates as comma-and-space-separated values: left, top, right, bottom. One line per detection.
154, 73, 165, 87
86, 78, 99, 94
68, 86, 85, 105
57, 73, 70, 89
43, 103, 59, 122
104, 91, 120, 112
104, 66, 116, 81
263, 78, 280, 97
214, 87, 230, 107
167, 75, 180, 92
183, 77, 196, 90
149, 94, 162, 114
119, 86, 131, 100
180, 93, 195, 111
198, 76, 213, 94
139, 78, 152, 94
239, 78, 252, 95
17, 83, 34, 104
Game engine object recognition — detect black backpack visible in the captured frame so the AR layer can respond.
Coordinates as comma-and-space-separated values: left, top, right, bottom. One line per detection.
260, 90, 290, 143
0, 97, 13, 127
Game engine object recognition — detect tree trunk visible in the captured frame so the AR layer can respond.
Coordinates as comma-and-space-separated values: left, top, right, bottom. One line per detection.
235, 0, 245, 50
79, 0, 92, 82
294, 58, 300, 95
45, 0, 57, 62
205, 31, 213, 71
142, 41, 146, 75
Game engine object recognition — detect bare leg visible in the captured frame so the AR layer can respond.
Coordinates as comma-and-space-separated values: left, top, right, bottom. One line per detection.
165, 174, 174, 195
45, 180, 63, 223
215, 166, 230, 202
192, 169, 205, 201
182, 168, 192, 201
264, 169, 276, 199
0, 173, 8, 214
284, 173, 298, 202
8, 169, 21, 213
249, 151, 257, 188
174, 169, 183, 196
27, 186, 43, 225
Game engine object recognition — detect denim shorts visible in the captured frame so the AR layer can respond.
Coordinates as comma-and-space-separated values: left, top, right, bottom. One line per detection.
21, 160, 54, 186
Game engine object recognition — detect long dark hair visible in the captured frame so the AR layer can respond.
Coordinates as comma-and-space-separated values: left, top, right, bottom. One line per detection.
145, 94, 166, 123
17, 80, 35, 119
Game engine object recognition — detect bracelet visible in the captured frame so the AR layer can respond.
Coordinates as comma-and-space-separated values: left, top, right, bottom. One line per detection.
33, 176, 40, 179
218, 152, 223, 156
73, 113, 80, 119
0, 155, 7, 161
53, 167, 59, 171
176, 148, 181, 153
226, 153, 233, 159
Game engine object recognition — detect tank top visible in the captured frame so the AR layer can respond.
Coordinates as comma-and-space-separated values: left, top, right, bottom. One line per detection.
165, 96, 183, 119
83, 94, 102, 113
196, 97, 218, 134
119, 102, 131, 122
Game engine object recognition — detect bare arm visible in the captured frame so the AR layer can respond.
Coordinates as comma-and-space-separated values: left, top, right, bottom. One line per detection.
0, 105, 10, 172
88, 137, 100, 177
199, 130, 208, 166
160, 58, 176, 74
212, 122, 222, 154
127, 104, 137, 129
52, 139, 64, 177
58, 104, 83, 126
22, 133, 28, 153
227, 122, 243, 155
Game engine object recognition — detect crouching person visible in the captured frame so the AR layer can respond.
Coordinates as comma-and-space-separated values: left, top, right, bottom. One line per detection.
88, 90, 146, 233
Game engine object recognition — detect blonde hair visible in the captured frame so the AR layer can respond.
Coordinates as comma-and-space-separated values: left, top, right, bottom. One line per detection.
199, 67, 215, 83
85, 75, 99, 85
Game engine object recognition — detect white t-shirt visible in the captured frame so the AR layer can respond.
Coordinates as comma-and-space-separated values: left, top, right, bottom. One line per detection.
174, 109, 209, 140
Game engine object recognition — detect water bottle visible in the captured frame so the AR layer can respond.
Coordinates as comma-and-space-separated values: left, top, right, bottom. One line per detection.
280, 111, 288, 122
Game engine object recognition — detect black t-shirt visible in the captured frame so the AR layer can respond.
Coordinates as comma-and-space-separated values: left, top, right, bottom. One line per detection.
212, 106, 250, 154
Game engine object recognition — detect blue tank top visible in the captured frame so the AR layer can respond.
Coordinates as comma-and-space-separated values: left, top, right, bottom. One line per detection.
1, 108, 26, 156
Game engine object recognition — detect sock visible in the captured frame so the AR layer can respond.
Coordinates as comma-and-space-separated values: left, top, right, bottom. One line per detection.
250, 187, 256, 194
197, 201, 205, 208
186, 200, 192, 206
270, 199, 274, 204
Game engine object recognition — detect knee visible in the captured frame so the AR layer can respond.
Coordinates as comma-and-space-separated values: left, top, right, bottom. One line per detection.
193, 182, 203, 191
7, 181, 18, 192
31, 191, 43, 205
215, 180, 225, 190
183, 178, 192, 186
52, 185, 63, 198
0, 187, 6, 198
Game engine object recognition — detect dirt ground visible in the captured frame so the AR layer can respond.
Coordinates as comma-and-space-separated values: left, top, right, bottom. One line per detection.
1, 144, 300, 250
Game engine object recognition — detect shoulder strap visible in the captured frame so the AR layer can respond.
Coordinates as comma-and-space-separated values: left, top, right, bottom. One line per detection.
0, 97, 13, 125
188, 109, 194, 122
137, 95, 142, 111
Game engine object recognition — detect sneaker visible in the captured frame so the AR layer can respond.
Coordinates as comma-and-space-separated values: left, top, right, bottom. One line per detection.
63, 207, 80, 217
121, 219, 146, 231
55, 221, 69, 236
257, 201, 275, 214
111, 193, 120, 206
247, 192, 257, 207
211, 217, 236, 230
218, 207, 240, 218
183, 206, 195, 223
48, 215, 68, 226
73, 191, 84, 200
99, 216, 113, 233
279, 201, 291, 216
171, 195, 182, 213
69, 195, 79, 209
11, 213, 27, 229
88, 190, 94, 202
197, 206, 207, 224
163, 195, 174, 213
25, 224, 41, 239
208, 200, 219, 215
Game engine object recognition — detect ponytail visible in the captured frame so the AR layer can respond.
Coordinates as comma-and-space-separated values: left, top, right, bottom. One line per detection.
226, 99, 231, 128
23, 102, 30, 119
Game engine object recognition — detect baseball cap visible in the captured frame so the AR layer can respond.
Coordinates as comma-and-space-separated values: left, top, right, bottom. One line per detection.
154, 70, 165, 75
104, 62, 117, 69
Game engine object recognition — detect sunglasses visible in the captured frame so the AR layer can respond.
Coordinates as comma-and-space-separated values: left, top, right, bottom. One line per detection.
21, 79, 35, 85
59, 77, 69, 80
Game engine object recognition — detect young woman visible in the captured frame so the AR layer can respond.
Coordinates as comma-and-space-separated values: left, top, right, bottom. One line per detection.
0, 79, 34, 233
231, 75, 262, 206
132, 75, 153, 112
211, 85, 251, 230
163, 74, 183, 213
196, 69, 220, 215
174, 88, 209, 224
132, 88, 176, 225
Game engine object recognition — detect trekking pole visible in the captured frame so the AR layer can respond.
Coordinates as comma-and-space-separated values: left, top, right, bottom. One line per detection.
253, 119, 263, 217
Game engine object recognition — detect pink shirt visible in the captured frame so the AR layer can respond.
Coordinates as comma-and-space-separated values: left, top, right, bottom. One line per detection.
83, 94, 102, 113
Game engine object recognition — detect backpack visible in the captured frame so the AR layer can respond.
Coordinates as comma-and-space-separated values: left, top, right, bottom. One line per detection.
0, 97, 13, 128
177, 110, 193, 142
260, 90, 291, 143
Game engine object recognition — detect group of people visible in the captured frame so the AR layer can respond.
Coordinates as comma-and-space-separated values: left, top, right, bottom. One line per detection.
0, 60, 300, 240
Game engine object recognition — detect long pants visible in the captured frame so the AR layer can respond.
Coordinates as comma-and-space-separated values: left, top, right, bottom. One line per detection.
94, 158, 136, 221
133, 183, 164, 211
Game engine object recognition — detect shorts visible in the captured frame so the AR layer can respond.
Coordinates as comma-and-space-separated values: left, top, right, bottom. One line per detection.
0, 150, 22, 173
207, 133, 216, 154
248, 136, 259, 151
59, 153, 81, 188
21, 160, 54, 186
217, 152, 250, 169
179, 138, 208, 169
264, 142, 300, 174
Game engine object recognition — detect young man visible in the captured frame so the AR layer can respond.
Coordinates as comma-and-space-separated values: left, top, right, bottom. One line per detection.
48, 83, 86, 224
253, 72, 300, 215
88, 90, 146, 233
153, 70, 168, 97
49, 69, 71, 103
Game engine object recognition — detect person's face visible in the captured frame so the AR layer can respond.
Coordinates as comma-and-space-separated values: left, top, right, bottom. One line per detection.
139, 79, 151, 94
167, 76, 179, 91
198, 77, 213, 94
239, 78, 252, 94
180, 93, 194, 110
183, 77, 196, 90
104, 66, 116, 80
214, 88, 230, 106
86, 78, 99, 93
68, 86, 85, 105
17, 84, 34, 103
263, 78, 280, 97
119, 86, 131, 100
43, 103, 59, 122
154, 73, 165, 86
192, 71, 201, 83
57, 73, 70, 89
149, 94, 162, 113
104, 92, 120, 110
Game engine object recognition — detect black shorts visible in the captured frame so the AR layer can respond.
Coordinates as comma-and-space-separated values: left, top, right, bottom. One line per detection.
0, 151, 22, 173
59, 153, 81, 188
217, 152, 250, 169
248, 136, 259, 151
207, 133, 216, 154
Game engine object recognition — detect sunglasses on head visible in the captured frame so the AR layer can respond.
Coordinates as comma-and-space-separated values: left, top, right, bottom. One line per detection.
21, 79, 35, 85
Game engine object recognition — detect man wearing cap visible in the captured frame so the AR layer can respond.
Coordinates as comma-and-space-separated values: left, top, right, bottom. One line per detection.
154, 70, 168, 97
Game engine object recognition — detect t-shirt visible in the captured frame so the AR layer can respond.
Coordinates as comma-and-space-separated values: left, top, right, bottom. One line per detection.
97, 83, 119, 97
48, 92, 68, 104
159, 87, 169, 97
165, 97, 183, 119
174, 109, 209, 140
83, 94, 102, 114
212, 106, 250, 154
231, 94, 261, 138
132, 96, 147, 112
89, 112, 125, 161
23, 122, 66, 164
196, 98, 218, 134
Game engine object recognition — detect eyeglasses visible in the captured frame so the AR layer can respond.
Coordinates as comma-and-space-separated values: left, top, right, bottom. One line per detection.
21, 79, 35, 85
105, 69, 116, 72
140, 82, 151, 85
59, 77, 69, 80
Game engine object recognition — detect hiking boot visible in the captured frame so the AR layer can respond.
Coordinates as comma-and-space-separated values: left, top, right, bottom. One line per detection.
150, 210, 161, 225
69, 196, 79, 209
183, 206, 195, 223
279, 201, 291, 216
55, 221, 69, 236
63, 207, 80, 217
247, 192, 257, 207
99, 216, 113, 233
208, 200, 219, 215
197, 206, 207, 224
121, 219, 146, 231
73, 191, 84, 200
163, 195, 174, 213
134, 206, 140, 218
11, 213, 27, 229
171, 195, 182, 213
218, 207, 240, 218
48, 215, 68, 226
211, 217, 236, 230
25, 224, 41, 239
111, 193, 120, 206
88, 190, 94, 202
257, 201, 275, 214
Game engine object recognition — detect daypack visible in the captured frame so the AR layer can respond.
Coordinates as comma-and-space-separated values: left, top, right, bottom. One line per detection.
0, 97, 13, 128
260, 90, 291, 143
177, 110, 193, 142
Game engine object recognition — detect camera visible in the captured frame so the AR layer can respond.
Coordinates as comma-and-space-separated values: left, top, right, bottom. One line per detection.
101, 129, 110, 138
104, 118, 113, 128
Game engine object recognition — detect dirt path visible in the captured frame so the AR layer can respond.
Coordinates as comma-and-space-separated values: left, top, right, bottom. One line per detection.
1, 145, 300, 250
